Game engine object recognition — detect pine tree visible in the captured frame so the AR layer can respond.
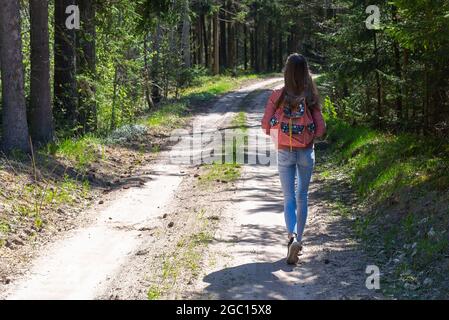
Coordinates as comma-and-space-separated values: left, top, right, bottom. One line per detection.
0, 0, 30, 153
29, 0, 54, 145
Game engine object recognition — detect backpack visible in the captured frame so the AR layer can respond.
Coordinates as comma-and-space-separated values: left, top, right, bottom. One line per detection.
269, 95, 316, 150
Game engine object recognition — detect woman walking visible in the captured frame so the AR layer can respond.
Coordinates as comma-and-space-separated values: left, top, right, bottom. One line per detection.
261, 53, 326, 264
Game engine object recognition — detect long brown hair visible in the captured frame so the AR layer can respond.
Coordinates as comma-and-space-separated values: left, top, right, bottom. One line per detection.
276, 53, 320, 110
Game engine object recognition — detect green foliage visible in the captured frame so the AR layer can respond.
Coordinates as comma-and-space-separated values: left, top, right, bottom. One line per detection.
143, 102, 189, 129
200, 163, 241, 184
322, 96, 337, 120
53, 135, 103, 170
147, 286, 162, 300
96, 1, 148, 133
321, 0, 449, 134
326, 116, 449, 199
325, 107, 449, 298
0, 220, 10, 235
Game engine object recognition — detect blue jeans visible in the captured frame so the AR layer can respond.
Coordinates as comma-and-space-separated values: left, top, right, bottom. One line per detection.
277, 147, 315, 242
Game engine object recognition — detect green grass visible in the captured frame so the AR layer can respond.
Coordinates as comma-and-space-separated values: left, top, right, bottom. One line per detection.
200, 162, 241, 184
6, 175, 90, 236
56, 176, 90, 204
325, 118, 449, 200
183, 75, 241, 97
191, 231, 214, 245
143, 102, 189, 129
147, 286, 162, 300
199, 111, 248, 185
29, 175, 89, 208
0, 172, 91, 249
0, 220, 10, 234
181, 74, 262, 101
323, 112, 449, 299
45, 134, 103, 170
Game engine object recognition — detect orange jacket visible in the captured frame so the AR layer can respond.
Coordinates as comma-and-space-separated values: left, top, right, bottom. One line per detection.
261, 88, 326, 149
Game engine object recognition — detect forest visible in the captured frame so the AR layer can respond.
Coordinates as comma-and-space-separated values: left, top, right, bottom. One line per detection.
0, 0, 448, 300
0, 0, 448, 152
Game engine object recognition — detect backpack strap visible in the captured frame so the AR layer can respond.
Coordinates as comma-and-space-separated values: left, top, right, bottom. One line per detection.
289, 118, 293, 151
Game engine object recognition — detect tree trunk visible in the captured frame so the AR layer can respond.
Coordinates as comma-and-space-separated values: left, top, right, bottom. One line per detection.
393, 41, 402, 126
219, 10, 227, 70
250, 29, 255, 70
197, 15, 203, 65
151, 24, 162, 103
254, 16, 260, 72
227, 0, 236, 73
267, 21, 273, 72
0, 0, 30, 153
373, 32, 382, 128
110, 64, 119, 131
228, 23, 235, 73
213, 12, 219, 75
243, 24, 248, 70
167, 28, 176, 98
29, 0, 54, 145
278, 30, 283, 71
289, 22, 300, 53
235, 24, 239, 71
402, 49, 409, 126
209, 16, 214, 73
77, 0, 97, 134
392, 5, 402, 128
423, 63, 430, 133
181, 0, 191, 68
201, 14, 209, 69
143, 33, 154, 110
54, 0, 78, 131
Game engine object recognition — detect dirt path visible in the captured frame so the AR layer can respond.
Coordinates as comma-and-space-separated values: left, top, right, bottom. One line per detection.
0, 78, 282, 300
186, 85, 383, 300
2, 78, 382, 300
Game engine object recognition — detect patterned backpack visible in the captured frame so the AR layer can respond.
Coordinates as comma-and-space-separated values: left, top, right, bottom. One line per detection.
269, 94, 316, 150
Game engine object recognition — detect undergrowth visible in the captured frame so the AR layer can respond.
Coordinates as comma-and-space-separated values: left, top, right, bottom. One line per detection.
322, 109, 449, 299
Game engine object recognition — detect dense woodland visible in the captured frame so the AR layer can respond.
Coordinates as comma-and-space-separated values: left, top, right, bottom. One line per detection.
0, 0, 448, 153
